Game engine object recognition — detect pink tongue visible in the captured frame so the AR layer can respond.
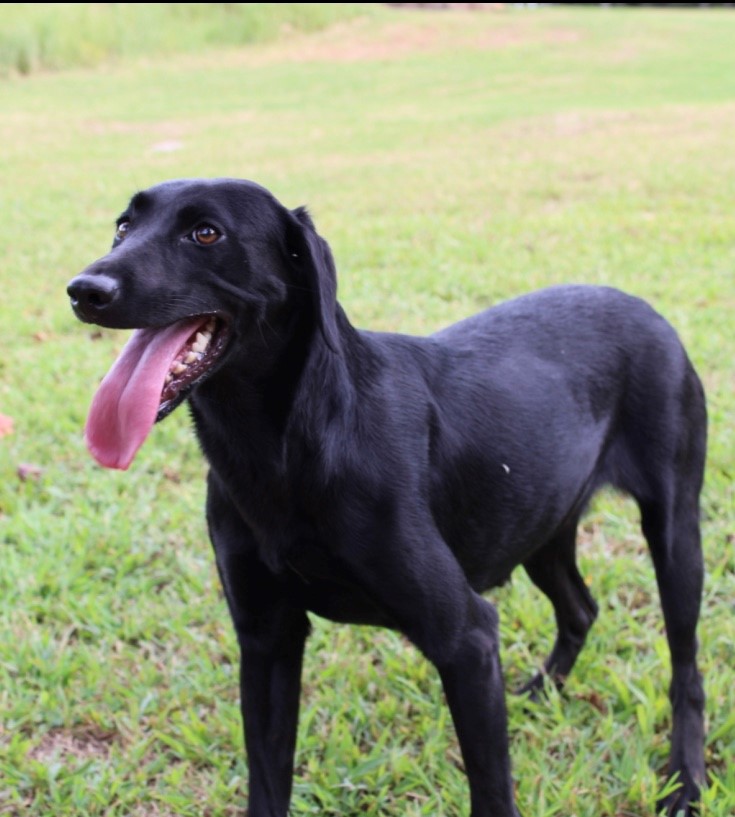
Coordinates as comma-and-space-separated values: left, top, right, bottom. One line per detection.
85, 317, 207, 470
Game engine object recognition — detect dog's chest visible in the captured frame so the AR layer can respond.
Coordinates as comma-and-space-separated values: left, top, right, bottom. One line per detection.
217, 468, 395, 626
210, 454, 334, 576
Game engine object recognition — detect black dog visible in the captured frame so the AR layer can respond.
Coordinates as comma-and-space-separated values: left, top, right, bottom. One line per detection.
67, 178, 707, 817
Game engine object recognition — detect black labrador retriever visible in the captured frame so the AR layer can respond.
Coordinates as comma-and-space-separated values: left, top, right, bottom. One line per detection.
67, 178, 707, 817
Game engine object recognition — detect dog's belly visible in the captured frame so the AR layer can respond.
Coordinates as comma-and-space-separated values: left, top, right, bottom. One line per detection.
304, 582, 396, 627
283, 568, 397, 628
433, 468, 601, 593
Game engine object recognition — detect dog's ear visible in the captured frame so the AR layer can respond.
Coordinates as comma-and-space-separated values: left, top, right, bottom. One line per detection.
288, 206, 340, 352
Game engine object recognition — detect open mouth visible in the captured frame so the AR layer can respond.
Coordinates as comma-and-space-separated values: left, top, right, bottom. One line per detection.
84, 313, 231, 471
159, 315, 230, 416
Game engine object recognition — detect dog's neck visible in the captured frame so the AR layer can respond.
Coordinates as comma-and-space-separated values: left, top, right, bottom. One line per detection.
187, 301, 365, 472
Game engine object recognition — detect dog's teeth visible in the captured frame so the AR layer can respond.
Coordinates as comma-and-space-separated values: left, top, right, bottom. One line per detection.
190, 332, 207, 351
163, 320, 219, 386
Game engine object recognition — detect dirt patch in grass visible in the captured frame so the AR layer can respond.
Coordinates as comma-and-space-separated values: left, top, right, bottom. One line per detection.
184, 8, 583, 69
28, 724, 117, 763
277, 17, 580, 63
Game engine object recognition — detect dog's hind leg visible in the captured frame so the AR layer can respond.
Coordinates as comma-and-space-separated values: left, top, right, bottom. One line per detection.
516, 518, 598, 699
639, 488, 706, 816
626, 366, 707, 816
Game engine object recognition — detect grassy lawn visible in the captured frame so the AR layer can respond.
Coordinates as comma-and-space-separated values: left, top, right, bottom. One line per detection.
0, 4, 733, 815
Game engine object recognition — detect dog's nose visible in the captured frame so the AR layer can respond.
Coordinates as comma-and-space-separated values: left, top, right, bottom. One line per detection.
67, 273, 120, 320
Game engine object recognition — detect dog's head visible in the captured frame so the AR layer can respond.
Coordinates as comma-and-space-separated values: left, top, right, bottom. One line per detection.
67, 178, 340, 469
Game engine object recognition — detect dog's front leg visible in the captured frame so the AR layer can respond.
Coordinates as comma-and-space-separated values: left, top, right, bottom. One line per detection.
207, 479, 309, 817
343, 519, 520, 817
236, 600, 309, 817
437, 598, 520, 817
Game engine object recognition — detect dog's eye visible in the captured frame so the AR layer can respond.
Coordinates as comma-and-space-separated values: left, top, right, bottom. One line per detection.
191, 224, 221, 246
115, 220, 130, 241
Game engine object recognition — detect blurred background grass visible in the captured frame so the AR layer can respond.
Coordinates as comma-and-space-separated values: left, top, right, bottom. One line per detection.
0, 4, 374, 76
0, 4, 733, 816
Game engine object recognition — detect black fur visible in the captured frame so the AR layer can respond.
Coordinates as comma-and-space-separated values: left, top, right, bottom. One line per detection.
68, 178, 707, 817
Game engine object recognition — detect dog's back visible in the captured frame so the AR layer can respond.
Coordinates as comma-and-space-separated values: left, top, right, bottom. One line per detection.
364, 285, 705, 589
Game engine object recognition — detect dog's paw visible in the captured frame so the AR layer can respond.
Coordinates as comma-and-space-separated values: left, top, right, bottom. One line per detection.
514, 669, 566, 705
514, 670, 547, 700
656, 773, 701, 817
512, 672, 556, 718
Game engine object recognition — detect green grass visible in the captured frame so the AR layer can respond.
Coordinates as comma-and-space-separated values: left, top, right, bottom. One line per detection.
0, 4, 373, 76
0, 4, 733, 816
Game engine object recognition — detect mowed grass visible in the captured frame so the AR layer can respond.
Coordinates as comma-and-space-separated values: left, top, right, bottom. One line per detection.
0, 4, 733, 816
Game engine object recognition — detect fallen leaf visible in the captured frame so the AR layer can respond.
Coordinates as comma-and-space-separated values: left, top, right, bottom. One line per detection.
17, 463, 44, 481
0, 413, 13, 438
